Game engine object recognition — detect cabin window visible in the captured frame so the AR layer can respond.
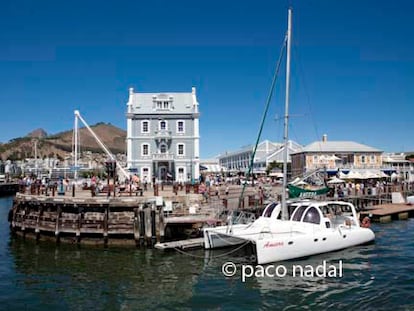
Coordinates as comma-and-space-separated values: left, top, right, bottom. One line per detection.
291, 205, 307, 222
303, 207, 321, 224
263, 203, 277, 218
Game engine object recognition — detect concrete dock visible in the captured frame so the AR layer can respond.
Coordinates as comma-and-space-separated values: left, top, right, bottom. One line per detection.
361, 203, 414, 223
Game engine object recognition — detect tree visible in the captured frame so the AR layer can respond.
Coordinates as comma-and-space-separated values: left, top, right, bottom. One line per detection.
406, 154, 414, 161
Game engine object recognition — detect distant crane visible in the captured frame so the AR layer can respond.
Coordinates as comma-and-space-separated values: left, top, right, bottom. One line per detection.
73, 110, 130, 181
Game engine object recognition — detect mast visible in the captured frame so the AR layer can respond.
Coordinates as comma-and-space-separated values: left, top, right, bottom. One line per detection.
282, 7, 292, 220
34, 139, 38, 177
74, 112, 79, 180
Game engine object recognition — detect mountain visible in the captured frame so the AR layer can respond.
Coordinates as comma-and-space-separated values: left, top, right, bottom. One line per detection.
0, 123, 126, 161
27, 128, 48, 139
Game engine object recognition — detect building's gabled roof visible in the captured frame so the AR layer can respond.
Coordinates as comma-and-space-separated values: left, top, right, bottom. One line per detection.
219, 140, 303, 161
254, 140, 282, 159
266, 140, 303, 163
219, 140, 282, 158
128, 88, 197, 114
294, 141, 382, 154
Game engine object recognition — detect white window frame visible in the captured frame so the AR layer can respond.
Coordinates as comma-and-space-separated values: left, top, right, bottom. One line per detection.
141, 120, 150, 134
159, 120, 167, 131
154, 100, 172, 110
176, 120, 185, 134
141, 143, 150, 156
177, 143, 185, 156
361, 155, 366, 164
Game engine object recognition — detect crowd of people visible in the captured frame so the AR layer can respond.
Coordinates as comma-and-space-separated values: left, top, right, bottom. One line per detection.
330, 180, 413, 198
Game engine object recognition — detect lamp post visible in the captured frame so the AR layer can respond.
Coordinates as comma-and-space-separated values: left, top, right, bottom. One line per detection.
190, 157, 193, 184
105, 160, 116, 197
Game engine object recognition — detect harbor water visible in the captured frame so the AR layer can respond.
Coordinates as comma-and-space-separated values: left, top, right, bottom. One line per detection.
0, 196, 413, 310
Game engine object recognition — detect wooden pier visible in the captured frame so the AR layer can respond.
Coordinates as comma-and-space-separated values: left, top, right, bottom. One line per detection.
361, 203, 414, 223
7, 183, 262, 247
155, 237, 204, 250
8, 192, 224, 247
10, 180, 414, 248
9, 193, 168, 247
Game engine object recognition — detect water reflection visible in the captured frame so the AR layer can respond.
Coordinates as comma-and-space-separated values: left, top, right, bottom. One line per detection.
2, 195, 414, 310
198, 243, 378, 310
9, 239, 205, 310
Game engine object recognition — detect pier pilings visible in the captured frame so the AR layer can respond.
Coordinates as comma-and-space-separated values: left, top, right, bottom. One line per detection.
9, 194, 166, 247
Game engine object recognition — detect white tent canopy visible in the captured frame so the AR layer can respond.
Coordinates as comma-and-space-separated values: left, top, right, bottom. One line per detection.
340, 170, 390, 180
340, 171, 363, 179
327, 177, 345, 184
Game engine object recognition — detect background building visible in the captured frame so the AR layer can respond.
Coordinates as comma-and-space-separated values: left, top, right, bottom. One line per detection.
218, 140, 302, 175
126, 87, 200, 183
383, 153, 414, 182
290, 134, 384, 178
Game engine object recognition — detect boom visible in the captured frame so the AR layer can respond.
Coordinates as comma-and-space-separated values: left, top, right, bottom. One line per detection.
74, 110, 130, 180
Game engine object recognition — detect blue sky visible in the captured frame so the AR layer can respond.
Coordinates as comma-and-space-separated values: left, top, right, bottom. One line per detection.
1, 0, 413, 158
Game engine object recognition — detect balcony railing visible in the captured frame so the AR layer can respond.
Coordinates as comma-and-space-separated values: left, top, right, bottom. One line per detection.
152, 153, 174, 161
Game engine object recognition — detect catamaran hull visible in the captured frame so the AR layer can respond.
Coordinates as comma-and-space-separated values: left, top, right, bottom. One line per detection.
253, 227, 375, 265
203, 217, 279, 249
203, 224, 251, 249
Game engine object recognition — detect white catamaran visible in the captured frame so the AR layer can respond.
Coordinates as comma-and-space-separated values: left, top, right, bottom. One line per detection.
203, 8, 375, 265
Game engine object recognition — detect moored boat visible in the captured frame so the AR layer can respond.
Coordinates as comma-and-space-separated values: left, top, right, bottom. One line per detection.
203, 7, 375, 264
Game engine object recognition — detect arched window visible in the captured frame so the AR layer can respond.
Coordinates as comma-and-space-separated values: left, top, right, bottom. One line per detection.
291, 205, 307, 222
303, 207, 321, 224
263, 202, 277, 218
160, 143, 167, 154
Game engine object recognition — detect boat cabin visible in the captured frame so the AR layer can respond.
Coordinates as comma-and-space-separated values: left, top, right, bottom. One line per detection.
262, 200, 311, 220
289, 201, 359, 229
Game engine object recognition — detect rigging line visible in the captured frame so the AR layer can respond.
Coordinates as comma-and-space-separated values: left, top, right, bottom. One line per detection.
238, 35, 288, 206
292, 44, 321, 151
172, 240, 252, 259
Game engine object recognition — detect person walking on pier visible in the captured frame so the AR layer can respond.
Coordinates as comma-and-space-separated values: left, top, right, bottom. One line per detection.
199, 182, 208, 203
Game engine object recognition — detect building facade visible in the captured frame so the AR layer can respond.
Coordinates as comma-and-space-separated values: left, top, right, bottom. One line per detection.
218, 140, 302, 174
126, 87, 200, 183
383, 153, 414, 182
290, 135, 384, 178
